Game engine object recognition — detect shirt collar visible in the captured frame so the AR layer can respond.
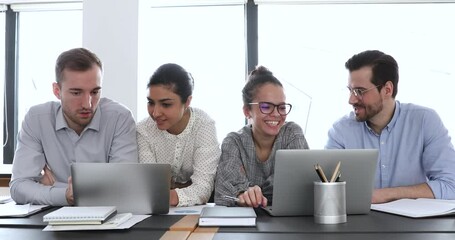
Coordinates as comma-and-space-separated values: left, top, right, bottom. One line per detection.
386, 101, 400, 132
363, 100, 400, 133
55, 105, 101, 132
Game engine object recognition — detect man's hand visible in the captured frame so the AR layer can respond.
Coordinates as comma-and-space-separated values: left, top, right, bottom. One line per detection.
372, 188, 394, 204
237, 185, 268, 208
372, 184, 435, 204
66, 177, 74, 205
40, 165, 55, 186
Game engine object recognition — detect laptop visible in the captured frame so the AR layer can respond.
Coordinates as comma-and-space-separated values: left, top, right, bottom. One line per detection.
72, 162, 171, 215
263, 149, 378, 216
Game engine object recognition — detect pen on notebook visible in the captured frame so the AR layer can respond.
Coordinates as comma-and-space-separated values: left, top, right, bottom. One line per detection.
330, 161, 341, 183
314, 164, 328, 182
223, 195, 240, 202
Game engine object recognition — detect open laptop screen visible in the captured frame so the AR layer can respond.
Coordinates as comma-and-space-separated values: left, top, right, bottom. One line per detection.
264, 149, 378, 216
72, 163, 170, 215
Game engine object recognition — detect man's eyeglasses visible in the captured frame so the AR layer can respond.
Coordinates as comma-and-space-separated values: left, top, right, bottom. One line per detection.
347, 85, 382, 99
249, 102, 292, 116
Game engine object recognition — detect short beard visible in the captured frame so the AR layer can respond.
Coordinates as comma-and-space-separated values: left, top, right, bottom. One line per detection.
354, 99, 383, 122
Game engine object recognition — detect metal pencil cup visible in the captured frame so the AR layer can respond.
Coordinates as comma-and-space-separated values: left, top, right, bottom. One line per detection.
314, 181, 347, 224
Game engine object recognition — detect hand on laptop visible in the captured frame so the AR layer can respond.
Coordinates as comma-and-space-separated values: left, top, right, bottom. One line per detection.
66, 177, 74, 205
238, 185, 268, 208
40, 165, 55, 186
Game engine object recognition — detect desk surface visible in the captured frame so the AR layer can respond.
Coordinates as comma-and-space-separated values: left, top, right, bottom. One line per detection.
0, 227, 191, 240
194, 208, 455, 234
1, 206, 455, 239
0, 207, 197, 231
189, 232, 455, 240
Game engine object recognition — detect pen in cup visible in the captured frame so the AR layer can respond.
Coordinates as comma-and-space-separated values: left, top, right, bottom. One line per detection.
223, 195, 240, 202
335, 173, 341, 182
330, 161, 341, 183
314, 164, 328, 182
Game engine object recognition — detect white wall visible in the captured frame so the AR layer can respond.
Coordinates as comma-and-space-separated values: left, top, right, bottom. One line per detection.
82, 0, 139, 120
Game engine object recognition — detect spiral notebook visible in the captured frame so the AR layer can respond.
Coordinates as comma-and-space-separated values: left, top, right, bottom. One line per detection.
43, 206, 117, 225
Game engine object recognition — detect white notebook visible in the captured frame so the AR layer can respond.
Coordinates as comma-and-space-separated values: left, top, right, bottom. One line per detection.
199, 206, 256, 226
0, 202, 49, 217
43, 206, 117, 225
0, 194, 12, 204
371, 198, 455, 218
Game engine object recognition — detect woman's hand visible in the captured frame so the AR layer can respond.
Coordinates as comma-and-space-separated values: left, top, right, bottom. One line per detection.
237, 185, 268, 208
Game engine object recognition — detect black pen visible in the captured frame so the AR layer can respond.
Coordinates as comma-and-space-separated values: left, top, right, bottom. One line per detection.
335, 172, 341, 182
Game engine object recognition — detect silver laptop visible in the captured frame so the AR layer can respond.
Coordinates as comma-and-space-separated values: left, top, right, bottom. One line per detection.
72, 162, 170, 215
263, 149, 378, 216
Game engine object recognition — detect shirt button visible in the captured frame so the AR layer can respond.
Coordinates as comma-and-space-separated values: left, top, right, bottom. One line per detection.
381, 141, 385, 145
381, 164, 386, 169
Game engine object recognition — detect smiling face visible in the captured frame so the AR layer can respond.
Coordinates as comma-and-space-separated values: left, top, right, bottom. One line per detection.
147, 84, 191, 135
53, 65, 102, 134
348, 66, 384, 122
244, 83, 287, 138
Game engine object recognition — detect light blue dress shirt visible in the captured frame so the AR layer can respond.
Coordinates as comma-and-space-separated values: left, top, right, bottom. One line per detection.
10, 98, 138, 206
326, 101, 455, 199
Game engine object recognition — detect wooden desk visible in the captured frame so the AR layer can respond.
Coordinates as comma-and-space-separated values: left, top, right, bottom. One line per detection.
0, 164, 12, 187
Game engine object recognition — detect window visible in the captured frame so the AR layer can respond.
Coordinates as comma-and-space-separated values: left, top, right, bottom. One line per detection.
0, 11, 5, 159
138, 4, 246, 142
17, 10, 82, 126
4, 1, 455, 164
258, 3, 455, 148
3, 5, 82, 164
